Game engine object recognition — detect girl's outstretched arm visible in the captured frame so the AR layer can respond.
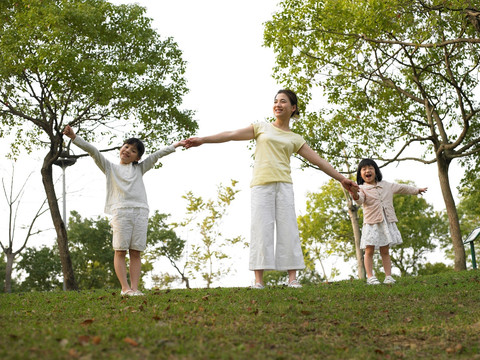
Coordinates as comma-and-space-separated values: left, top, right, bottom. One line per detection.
297, 143, 359, 193
174, 140, 187, 148
185, 125, 255, 148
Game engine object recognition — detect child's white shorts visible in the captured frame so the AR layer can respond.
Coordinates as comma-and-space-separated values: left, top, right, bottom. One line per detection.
110, 207, 149, 252
249, 182, 305, 271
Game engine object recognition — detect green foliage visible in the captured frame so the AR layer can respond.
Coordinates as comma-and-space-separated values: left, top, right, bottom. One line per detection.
67, 211, 116, 290
16, 246, 63, 291
180, 180, 246, 288
298, 179, 357, 280
0, 0, 198, 291
264, 0, 480, 169
2, 272, 480, 359
145, 210, 189, 288
0, 0, 197, 156
391, 180, 447, 276
417, 262, 454, 276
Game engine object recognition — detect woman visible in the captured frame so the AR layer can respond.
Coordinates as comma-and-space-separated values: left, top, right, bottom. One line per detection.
185, 90, 358, 288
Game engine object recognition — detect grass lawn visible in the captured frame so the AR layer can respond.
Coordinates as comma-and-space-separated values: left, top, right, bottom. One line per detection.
1, 271, 480, 359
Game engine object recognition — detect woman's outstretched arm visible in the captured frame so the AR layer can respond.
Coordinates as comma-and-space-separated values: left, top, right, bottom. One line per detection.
185, 125, 255, 148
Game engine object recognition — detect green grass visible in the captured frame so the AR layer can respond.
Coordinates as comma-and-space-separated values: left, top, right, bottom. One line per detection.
2, 271, 480, 359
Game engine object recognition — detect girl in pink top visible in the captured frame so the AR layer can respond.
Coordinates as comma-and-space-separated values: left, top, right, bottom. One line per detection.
351, 159, 427, 285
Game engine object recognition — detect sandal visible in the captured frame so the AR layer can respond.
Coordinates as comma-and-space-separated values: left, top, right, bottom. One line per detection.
288, 280, 302, 288
251, 283, 265, 289
120, 289, 135, 296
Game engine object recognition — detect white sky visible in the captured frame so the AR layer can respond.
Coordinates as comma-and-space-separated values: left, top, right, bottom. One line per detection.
0, 0, 463, 288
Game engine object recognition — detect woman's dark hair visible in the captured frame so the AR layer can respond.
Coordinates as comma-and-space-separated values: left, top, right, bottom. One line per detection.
356, 158, 382, 185
123, 138, 145, 164
276, 89, 300, 119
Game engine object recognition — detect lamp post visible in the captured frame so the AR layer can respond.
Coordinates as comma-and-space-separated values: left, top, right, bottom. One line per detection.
54, 151, 77, 225
54, 150, 76, 290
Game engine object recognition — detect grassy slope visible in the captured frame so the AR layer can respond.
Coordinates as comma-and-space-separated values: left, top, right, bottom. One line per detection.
1, 271, 480, 359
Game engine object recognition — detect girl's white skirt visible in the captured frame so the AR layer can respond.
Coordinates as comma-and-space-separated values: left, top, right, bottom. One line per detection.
360, 212, 403, 250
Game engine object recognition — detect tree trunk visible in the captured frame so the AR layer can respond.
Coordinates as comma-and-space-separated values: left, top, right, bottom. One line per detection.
4, 250, 14, 293
41, 150, 78, 290
344, 190, 366, 279
350, 208, 365, 280
437, 156, 466, 270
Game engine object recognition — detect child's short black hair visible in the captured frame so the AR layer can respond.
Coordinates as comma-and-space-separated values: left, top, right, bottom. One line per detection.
123, 138, 145, 160
356, 158, 383, 185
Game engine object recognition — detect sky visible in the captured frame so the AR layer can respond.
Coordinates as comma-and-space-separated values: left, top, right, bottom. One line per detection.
0, 0, 465, 288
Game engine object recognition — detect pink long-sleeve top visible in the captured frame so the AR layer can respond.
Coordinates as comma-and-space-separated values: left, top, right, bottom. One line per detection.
354, 180, 420, 224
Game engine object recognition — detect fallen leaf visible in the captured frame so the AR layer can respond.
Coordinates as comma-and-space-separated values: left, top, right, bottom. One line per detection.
123, 337, 139, 347
78, 335, 90, 346
92, 336, 101, 345
80, 319, 94, 326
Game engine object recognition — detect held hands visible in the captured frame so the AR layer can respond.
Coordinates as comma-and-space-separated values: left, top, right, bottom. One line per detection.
341, 178, 359, 195
63, 125, 76, 140
184, 137, 204, 149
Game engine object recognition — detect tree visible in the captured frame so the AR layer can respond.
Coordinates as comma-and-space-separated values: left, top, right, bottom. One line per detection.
17, 246, 63, 291
390, 181, 446, 276
298, 180, 357, 281
264, 0, 480, 270
1, 166, 48, 293
180, 180, 246, 288
67, 211, 117, 289
145, 211, 190, 289
0, 0, 197, 289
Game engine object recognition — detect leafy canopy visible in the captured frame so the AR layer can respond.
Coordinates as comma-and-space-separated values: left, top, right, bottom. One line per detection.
264, 0, 480, 167
0, 0, 197, 156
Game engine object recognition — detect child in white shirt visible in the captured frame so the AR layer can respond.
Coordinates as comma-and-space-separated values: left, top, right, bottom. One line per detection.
63, 125, 185, 295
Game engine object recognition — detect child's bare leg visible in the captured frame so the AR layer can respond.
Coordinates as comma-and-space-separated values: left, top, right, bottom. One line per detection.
379, 245, 392, 276
114, 250, 130, 292
364, 246, 375, 278
129, 249, 141, 291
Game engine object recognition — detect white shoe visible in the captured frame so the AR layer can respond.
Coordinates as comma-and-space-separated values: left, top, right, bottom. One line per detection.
132, 290, 145, 296
251, 283, 265, 289
120, 289, 135, 296
367, 276, 381, 285
383, 276, 396, 284
288, 280, 302, 288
